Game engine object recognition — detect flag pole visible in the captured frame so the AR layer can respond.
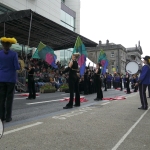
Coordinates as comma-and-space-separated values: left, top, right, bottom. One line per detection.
26, 11, 33, 63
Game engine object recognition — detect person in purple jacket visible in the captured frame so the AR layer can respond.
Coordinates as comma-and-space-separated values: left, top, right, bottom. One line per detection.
136, 56, 150, 110
0, 37, 20, 122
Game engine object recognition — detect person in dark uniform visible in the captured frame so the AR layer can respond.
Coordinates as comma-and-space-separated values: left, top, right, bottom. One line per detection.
104, 74, 107, 91
136, 56, 150, 110
0, 37, 20, 122
94, 63, 103, 100
120, 75, 123, 91
125, 74, 131, 94
123, 75, 126, 89
62, 53, 80, 109
26, 64, 36, 100
84, 68, 89, 95
148, 85, 150, 98
132, 75, 138, 92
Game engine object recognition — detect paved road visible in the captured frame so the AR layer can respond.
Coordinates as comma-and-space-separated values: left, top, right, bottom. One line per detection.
1, 89, 150, 150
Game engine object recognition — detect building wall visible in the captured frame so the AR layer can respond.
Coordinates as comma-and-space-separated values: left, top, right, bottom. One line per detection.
65, 0, 80, 34
0, 0, 81, 62
0, 0, 61, 24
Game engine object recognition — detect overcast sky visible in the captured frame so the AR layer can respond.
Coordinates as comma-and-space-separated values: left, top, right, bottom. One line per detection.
80, 0, 150, 57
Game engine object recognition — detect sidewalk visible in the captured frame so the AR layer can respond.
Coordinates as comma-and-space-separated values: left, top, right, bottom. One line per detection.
1, 92, 150, 150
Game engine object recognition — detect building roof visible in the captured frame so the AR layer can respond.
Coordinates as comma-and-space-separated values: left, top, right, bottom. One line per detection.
0, 9, 97, 50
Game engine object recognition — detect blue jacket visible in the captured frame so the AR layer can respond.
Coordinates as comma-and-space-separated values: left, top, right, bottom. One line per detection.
139, 65, 150, 85
0, 50, 20, 83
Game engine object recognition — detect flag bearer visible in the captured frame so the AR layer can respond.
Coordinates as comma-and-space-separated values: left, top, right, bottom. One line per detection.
61, 53, 80, 109
94, 63, 103, 100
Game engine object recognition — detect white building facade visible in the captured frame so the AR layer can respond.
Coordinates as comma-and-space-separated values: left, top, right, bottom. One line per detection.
0, 0, 80, 64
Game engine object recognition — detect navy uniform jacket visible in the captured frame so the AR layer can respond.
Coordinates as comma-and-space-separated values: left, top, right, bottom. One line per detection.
138, 65, 150, 85
0, 50, 20, 83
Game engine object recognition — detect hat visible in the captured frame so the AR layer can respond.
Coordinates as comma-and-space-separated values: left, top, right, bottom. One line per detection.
0, 37, 17, 44
143, 56, 150, 63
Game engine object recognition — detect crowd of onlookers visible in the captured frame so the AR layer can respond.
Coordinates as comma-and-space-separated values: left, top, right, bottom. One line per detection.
16, 55, 139, 94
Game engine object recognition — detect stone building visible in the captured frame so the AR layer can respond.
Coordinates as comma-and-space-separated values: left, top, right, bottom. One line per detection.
87, 40, 143, 74
126, 41, 143, 69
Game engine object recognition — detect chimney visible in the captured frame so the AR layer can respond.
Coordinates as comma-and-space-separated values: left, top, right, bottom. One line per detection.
106, 39, 109, 45
99, 40, 101, 46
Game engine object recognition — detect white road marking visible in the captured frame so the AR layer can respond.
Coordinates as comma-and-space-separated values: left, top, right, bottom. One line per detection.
112, 107, 150, 150
53, 107, 94, 120
14, 96, 40, 100
101, 102, 110, 105
26, 99, 64, 105
61, 94, 68, 95
4, 122, 43, 135
14, 93, 40, 96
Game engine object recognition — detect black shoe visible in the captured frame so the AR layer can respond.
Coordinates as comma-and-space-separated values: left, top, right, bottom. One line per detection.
6, 118, 12, 122
0, 118, 5, 122
63, 106, 73, 109
138, 106, 146, 110
74, 104, 80, 107
94, 98, 102, 101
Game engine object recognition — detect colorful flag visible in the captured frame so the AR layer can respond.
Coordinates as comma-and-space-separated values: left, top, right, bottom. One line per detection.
37, 42, 58, 69
32, 49, 40, 59
73, 36, 87, 76
98, 49, 109, 74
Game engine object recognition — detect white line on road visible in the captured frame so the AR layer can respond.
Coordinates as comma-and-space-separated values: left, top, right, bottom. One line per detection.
14, 93, 40, 96
101, 102, 110, 106
61, 94, 68, 95
14, 96, 40, 100
112, 107, 150, 150
26, 99, 64, 105
4, 122, 43, 135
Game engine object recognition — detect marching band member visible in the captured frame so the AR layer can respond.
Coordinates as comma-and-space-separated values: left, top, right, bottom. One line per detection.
61, 53, 80, 109
25, 64, 36, 100
136, 56, 150, 110
125, 74, 131, 94
120, 75, 123, 91
148, 85, 150, 98
94, 63, 103, 100
0, 37, 20, 122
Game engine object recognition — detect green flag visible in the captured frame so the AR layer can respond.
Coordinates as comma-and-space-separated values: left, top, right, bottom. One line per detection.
32, 49, 40, 59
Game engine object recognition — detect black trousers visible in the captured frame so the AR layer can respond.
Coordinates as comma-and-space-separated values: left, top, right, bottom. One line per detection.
104, 82, 107, 91
95, 78, 103, 99
28, 78, 36, 99
124, 82, 126, 88
120, 82, 123, 91
148, 85, 150, 97
107, 81, 111, 89
67, 77, 80, 106
84, 80, 88, 94
126, 83, 130, 93
139, 84, 148, 109
0, 82, 15, 120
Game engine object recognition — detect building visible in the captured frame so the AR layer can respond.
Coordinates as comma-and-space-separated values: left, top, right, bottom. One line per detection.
126, 41, 143, 68
87, 40, 143, 74
0, 0, 80, 64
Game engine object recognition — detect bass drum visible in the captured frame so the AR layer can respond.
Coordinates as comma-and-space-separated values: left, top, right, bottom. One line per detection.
125, 61, 139, 75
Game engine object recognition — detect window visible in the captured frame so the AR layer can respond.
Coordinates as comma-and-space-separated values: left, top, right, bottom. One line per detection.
111, 52, 114, 57
61, 10, 75, 31
111, 65, 114, 69
112, 61, 115, 65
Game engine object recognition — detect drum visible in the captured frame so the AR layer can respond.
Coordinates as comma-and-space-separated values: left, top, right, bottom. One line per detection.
125, 61, 139, 74
0, 119, 4, 139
